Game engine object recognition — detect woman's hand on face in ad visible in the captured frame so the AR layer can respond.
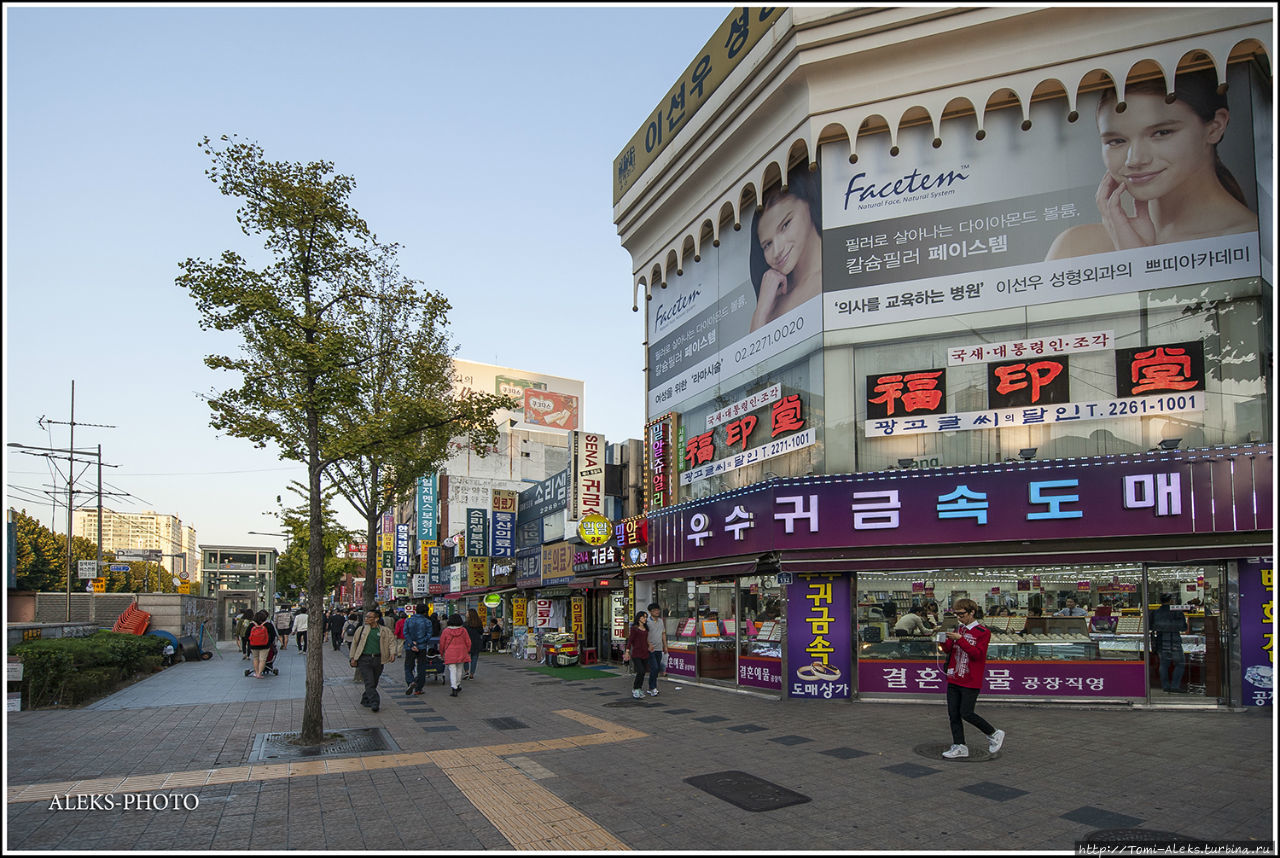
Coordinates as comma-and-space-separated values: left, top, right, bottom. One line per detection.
750, 268, 790, 330
1097, 172, 1156, 250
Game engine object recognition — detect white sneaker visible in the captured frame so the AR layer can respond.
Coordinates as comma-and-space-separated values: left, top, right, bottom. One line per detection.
632, 689, 643, 699
942, 744, 969, 759
646, 689, 659, 697
988, 729, 1005, 754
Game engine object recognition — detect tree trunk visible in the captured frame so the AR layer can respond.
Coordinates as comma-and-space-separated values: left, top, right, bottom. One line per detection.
299, 403, 325, 745
363, 462, 379, 612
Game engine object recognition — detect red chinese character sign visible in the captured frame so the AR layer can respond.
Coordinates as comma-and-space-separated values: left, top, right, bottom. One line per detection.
1114, 341, 1205, 397
987, 357, 1071, 407
866, 370, 947, 419
680, 392, 816, 486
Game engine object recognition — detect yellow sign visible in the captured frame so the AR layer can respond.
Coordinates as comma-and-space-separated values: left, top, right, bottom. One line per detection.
92, 579, 106, 593
467, 557, 490, 588
512, 598, 527, 628
577, 514, 613, 547
613, 7, 784, 204
177, 583, 190, 594
382, 533, 394, 552
571, 596, 585, 637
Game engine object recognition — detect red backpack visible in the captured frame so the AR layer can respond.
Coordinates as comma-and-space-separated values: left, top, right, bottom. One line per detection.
249, 622, 269, 647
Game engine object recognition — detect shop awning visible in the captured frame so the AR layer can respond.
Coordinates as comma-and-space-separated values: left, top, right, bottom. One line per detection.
633, 558, 760, 582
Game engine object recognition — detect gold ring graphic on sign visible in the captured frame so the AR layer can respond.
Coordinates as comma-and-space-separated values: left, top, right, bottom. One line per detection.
795, 661, 841, 681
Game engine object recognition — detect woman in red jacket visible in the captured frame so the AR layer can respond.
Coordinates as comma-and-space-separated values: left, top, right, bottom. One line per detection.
940, 599, 1005, 759
439, 613, 472, 697
624, 612, 651, 700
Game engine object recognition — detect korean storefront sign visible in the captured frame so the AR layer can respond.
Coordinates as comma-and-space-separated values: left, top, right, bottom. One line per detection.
613, 6, 784, 204
574, 544, 619, 573
393, 524, 410, 588
577, 513, 613, 547
1114, 342, 1206, 398
682, 392, 813, 485
821, 65, 1262, 330
570, 431, 606, 522
646, 414, 677, 512
948, 331, 1114, 365
491, 490, 517, 559
417, 474, 438, 548
648, 447, 1271, 564
467, 557, 489, 589
518, 468, 568, 520
427, 547, 442, 594
516, 549, 541, 589
616, 516, 649, 569
786, 574, 851, 699
571, 596, 585, 637
465, 508, 488, 558
858, 660, 1148, 697
541, 542, 574, 586
512, 597, 527, 629
1238, 558, 1274, 707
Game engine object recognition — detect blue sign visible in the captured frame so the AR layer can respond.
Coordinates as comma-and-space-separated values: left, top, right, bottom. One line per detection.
492, 510, 516, 558
109, 564, 130, 573
417, 474, 438, 546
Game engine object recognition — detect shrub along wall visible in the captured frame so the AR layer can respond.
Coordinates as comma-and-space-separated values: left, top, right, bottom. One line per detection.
13, 631, 165, 708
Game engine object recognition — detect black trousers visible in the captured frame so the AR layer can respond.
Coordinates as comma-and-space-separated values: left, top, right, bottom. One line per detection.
330, 630, 343, 650
632, 657, 649, 690
295, 631, 307, 651
947, 682, 996, 746
357, 654, 383, 707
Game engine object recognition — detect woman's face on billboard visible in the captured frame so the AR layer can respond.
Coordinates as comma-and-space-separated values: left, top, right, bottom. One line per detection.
1097, 92, 1228, 203
756, 192, 817, 277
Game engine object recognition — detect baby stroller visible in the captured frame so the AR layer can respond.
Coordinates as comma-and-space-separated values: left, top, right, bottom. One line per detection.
420, 646, 446, 685
244, 640, 281, 677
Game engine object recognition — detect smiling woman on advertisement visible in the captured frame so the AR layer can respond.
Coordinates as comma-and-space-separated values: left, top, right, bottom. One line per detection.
1046, 69, 1257, 261
749, 166, 823, 332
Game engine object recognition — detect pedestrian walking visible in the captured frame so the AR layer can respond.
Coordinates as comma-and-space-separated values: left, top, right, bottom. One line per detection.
624, 611, 651, 699
327, 609, 347, 651
1150, 593, 1190, 692
645, 602, 667, 696
292, 606, 309, 652
342, 611, 360, 652
349, 609, 396, 712
402, 604, 434, 695
487, 617, 504, 652
234, 609, 254, 660
247, 610, 278, 679
465, 608, 484, 679
940, 598, 1005, 759
440, 614, 471, 697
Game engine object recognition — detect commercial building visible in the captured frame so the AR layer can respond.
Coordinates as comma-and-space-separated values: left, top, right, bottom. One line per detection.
614, 7, 1272, 706
73, 508, 199, 584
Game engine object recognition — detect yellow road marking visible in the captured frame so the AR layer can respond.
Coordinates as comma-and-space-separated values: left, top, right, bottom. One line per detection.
6, 709, 643, 851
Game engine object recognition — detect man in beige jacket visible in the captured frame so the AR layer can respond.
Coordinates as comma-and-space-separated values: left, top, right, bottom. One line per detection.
350, 610, 397, 712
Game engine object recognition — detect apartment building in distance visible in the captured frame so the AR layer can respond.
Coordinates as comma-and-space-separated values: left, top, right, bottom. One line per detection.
72, 508, 199, 584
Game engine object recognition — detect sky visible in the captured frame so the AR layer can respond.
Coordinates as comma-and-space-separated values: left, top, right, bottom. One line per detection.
3, 2, 735, 549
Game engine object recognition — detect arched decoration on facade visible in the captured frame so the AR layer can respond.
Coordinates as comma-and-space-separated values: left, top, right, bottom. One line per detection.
678, 234, 696, 276
629, 30, 1271, 300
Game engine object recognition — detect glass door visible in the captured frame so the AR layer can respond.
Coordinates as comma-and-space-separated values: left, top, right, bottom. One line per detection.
1146, 564, 1227, 703
694, 579, 738, 685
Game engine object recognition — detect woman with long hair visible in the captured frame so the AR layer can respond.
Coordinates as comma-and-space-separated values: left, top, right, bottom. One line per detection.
624, 611, 651, 700
748, 166, 823, 332
1047, 68, 1255, 260
465, 608, 484, 680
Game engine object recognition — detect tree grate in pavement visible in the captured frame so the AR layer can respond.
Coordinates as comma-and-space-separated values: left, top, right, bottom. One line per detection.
1061, 807, 1146, 829
248, 727, 398, 763
882, 762, 942, 778
484, 717, 530, 731
684, 771, 811, 813
959, 781, 1029, 802
819, 747, 869, 759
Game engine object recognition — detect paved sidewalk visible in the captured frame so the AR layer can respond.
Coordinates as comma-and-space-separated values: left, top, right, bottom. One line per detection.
5, 640, 1276, 852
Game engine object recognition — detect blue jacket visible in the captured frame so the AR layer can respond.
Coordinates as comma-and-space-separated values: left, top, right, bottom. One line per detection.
403, 614, 434, 650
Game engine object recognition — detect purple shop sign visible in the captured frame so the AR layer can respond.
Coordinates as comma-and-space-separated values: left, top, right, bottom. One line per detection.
665, 648, 697, 678
1238, 558, 1274, 707
649, 446, 1270, 565
738, 655, 783, 691
858, 660, 1148, 697
786, 574, 852, 699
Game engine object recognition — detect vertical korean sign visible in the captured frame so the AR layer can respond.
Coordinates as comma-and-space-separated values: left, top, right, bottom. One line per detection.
427, 547, 442, 594
786, 574, 851, 699
394, 523, 410, 590
646, 414, 676, 512
1239, 558, 1274, 707
465, 508, 488, 558
491, 490, 517, 559
571, 596, 585, 638
418, 475, 438, 548
512, 597, 527, 630
570, 431, 606, 522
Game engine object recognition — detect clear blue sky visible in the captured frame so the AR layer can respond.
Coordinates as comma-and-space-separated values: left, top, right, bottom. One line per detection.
3, 3, 733, 548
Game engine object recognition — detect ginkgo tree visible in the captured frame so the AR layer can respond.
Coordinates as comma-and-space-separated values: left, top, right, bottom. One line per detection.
178, 135, 508, 745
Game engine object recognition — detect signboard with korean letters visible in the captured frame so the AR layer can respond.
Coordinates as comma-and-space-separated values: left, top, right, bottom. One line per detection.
864, 332, 1208, 438
648, 448, 1270, 565
681, 389, 814, 485
821, 65, 1261, 330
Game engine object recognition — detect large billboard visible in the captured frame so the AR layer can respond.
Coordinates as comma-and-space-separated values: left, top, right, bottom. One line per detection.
647, 163, 824, 414
820, 65, 1261, 329
452, 359, 585, 432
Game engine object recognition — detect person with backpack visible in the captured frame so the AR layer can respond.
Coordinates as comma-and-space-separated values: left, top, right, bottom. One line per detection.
402, 604, 434, 695
234, 609, 255, 660
247, 610, 278, 678
327, 609, 347, 652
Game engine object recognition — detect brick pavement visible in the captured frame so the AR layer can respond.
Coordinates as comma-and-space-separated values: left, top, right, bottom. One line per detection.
4, 640, 1276, 852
